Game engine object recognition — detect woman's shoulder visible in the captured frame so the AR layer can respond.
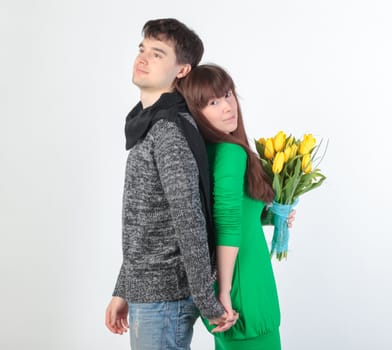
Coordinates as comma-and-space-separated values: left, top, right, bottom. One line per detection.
214, 142, 247, 159
209, 142, 248, 174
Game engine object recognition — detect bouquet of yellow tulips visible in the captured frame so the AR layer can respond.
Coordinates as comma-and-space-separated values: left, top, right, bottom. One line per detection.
255, 131, 327, 260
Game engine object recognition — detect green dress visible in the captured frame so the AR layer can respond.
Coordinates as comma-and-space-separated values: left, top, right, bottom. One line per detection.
203, 142, 281, 350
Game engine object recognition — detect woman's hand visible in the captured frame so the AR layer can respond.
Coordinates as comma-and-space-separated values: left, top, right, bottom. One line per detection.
209, 290, 238, 333
209, 310, 239, 333
287, 209, 296, 228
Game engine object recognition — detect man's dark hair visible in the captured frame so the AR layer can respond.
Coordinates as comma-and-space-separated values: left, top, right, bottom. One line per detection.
142, 18, 204, 68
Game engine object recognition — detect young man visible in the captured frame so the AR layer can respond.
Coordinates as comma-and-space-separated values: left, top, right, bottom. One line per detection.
105, 18, 236, 349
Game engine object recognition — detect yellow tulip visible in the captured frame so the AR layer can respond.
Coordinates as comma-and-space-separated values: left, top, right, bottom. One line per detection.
302, 154, 312, 173
273, 131, 286, 152
299, 134, 316, 155
284, 146, 291, 162
257, 138, 266, 145
264, 138, 275, 159
286, 136, 294, 147
272, 151, 285, 174
290, 144, 298, 158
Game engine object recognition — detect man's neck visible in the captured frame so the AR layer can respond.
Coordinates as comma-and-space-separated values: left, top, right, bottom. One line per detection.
140, 89, 174, 109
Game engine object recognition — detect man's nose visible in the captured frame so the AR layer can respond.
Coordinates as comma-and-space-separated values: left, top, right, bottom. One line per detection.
136, 52, 149, 64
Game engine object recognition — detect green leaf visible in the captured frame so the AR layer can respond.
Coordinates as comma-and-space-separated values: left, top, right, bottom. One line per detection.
273, 173, 282, 201
260, 159, 273, 180
293, 172, 326, 197
282, 174, 297, 203
293, 157, 302, 178
255, 139, 265, 154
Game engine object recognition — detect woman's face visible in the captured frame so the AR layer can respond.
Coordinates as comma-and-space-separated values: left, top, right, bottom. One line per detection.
201, 90, 238, 134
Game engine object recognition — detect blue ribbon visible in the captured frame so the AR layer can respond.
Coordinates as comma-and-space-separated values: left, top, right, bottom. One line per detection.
270, 199, 299, 259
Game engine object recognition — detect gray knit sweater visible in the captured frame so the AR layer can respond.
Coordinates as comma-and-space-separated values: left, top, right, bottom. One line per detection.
113, 117, 224, 319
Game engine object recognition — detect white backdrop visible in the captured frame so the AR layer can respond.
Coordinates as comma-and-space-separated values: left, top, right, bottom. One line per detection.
1, 1, 391, 349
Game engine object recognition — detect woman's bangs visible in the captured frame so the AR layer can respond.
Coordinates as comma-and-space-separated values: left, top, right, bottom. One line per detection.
198, 75, 232, 107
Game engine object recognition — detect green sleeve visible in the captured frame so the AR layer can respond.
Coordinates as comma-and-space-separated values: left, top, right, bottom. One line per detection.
212, 143, 247, 247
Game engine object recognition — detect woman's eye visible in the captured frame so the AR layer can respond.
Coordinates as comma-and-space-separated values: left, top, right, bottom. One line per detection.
225, 91, 232, 98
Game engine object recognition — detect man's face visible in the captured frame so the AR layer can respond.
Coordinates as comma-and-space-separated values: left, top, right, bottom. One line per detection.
132, 37, 185, 94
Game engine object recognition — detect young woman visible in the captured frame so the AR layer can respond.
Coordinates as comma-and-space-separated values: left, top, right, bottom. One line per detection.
177, 64, 294, 350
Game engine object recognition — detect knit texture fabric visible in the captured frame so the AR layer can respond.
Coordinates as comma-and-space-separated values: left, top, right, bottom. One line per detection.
113, 106, 224, 319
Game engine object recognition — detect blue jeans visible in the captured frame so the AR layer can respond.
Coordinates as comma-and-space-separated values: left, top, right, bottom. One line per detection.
128, 297, 199, 350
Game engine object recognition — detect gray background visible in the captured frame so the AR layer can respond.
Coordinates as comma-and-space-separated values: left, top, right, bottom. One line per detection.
1, 0, 391, 349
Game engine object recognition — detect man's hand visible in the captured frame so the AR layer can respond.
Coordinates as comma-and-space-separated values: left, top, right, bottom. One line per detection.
105, 296, 129, 334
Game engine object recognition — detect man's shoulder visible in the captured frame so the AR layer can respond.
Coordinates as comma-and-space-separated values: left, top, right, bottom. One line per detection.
150, 105, 196, 136
148, 118, 185, 144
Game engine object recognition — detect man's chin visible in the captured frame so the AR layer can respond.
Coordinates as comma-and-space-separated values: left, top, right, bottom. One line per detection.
132, 77, 143, 88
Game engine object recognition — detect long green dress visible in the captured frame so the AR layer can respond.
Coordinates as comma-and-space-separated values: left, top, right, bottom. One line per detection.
203, 142, 281, 350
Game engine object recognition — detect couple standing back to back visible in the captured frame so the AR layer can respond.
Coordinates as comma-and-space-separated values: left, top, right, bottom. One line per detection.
105, 18, 294, 350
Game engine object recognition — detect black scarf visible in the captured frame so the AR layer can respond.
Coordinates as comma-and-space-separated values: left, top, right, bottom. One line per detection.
124, 92, 216, 262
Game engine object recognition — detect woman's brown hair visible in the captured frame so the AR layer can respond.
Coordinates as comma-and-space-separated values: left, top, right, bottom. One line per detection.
176, 64, 274, 203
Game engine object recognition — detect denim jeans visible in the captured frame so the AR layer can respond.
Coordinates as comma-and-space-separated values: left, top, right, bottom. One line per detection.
128, 296, 199, 350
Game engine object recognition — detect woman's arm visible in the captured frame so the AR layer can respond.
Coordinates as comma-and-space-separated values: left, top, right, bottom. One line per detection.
211, 143, 247, 318
216, 246, 239, 313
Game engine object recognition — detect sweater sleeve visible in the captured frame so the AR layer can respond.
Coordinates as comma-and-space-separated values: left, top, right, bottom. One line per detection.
212, 143, 247, 247
112, 263, 126, 299
153, 120, 225, 320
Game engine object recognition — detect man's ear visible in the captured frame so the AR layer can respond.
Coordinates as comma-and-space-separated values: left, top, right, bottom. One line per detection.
176, 64, 192, 79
